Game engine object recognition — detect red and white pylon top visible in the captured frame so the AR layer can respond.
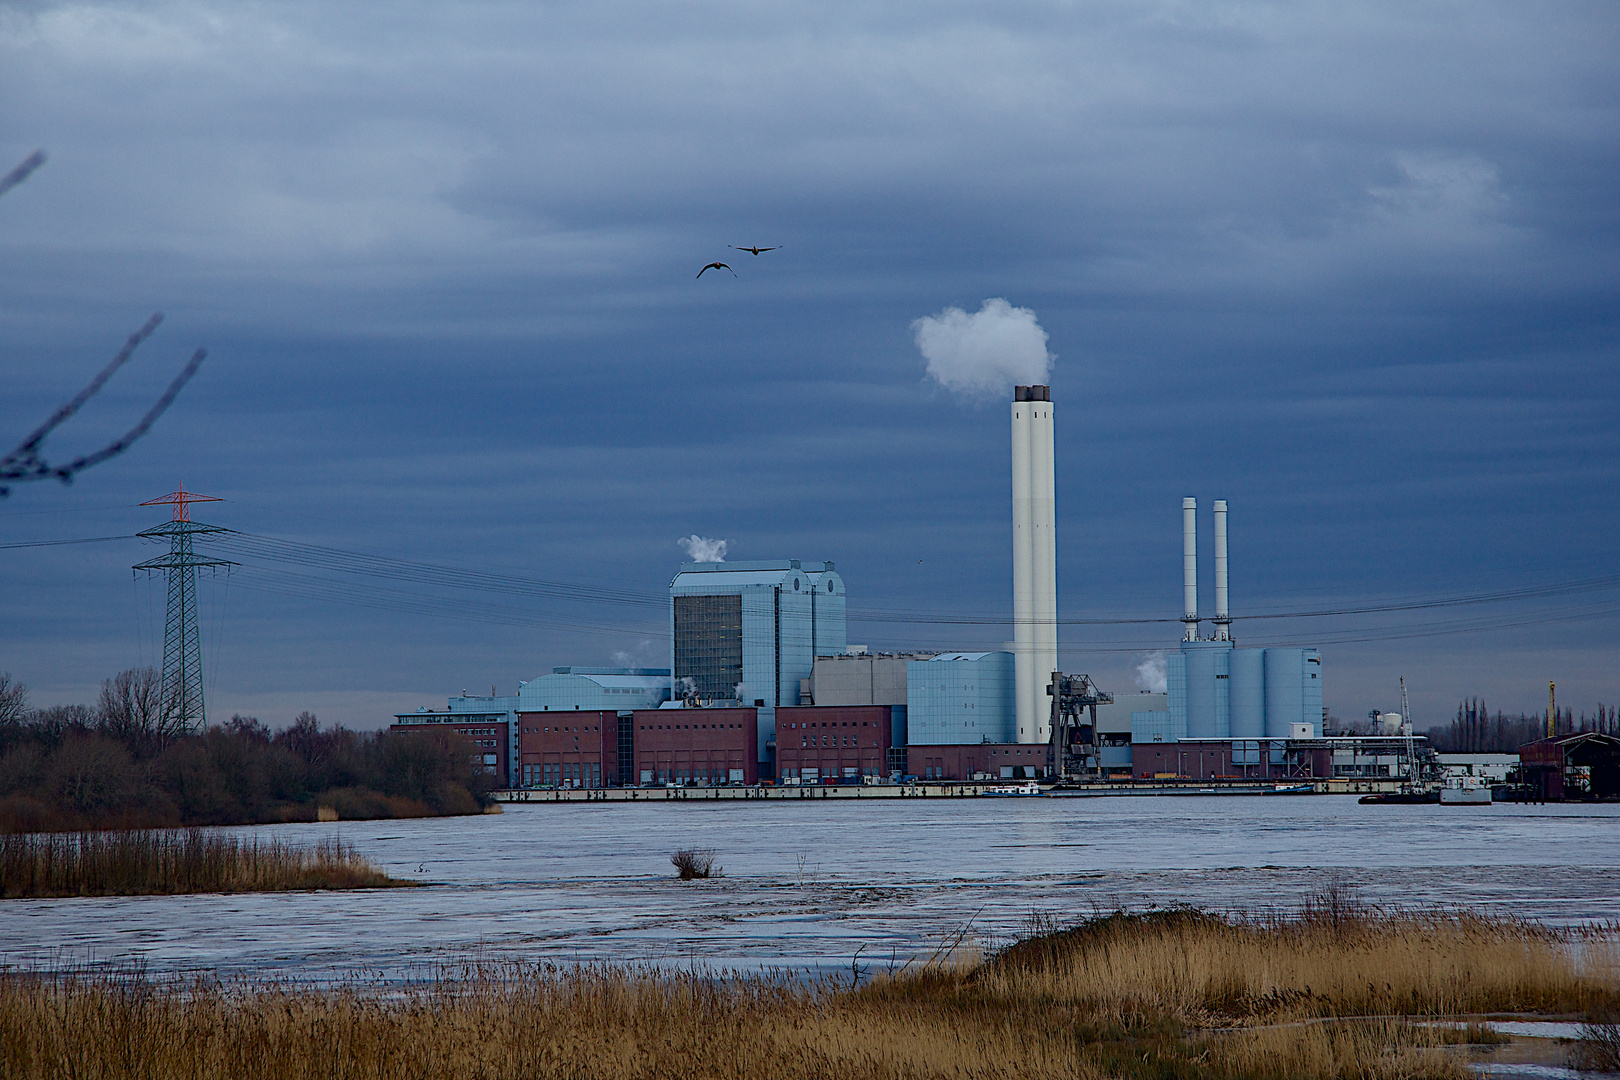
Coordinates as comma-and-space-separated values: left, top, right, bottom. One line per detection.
139, 483, 223, 523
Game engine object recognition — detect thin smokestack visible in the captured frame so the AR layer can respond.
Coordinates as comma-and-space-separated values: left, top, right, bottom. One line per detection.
1213, 499, 1230, 641
1182, 497, 1199, 641
1012, 385, 1056, 744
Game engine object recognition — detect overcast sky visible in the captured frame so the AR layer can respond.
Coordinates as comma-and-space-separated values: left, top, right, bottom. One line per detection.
2, 0, 1616, 729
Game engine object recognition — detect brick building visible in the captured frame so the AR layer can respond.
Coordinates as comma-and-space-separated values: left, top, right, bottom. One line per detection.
906, 742, 1050, 781
775, 705, 896, 782
389, 713, 512, 781
517, 710, 623, 788
1130, 739, 1333, 780
632, 707, 757, 786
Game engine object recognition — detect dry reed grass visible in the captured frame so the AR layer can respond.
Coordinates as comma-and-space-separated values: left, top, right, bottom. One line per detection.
0, 829, 399, 897
970, 905, 1620, 1022
1, 904, 1614, 1079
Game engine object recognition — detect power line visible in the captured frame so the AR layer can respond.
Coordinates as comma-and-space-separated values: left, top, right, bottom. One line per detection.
11, 526, 1620, 646
0, 534, 138, 549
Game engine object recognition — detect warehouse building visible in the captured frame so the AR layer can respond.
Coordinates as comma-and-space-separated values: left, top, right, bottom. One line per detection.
775, 704, 898, 782
391, 692, 519, 787
518, 710, 618, 788
906, 742, 1051, 781
632, 706, 758, 786
1520, 732, 1620, 800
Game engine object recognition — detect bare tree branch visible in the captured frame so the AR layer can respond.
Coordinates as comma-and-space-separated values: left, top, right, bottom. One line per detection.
52, 346, 208, 479
1, 151, 211, 497
5, 313, 164, 468
0, 150, 46, 199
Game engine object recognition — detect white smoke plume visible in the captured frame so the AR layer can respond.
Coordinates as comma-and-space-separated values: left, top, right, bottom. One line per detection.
678, 535, 728, 562
1135, 651, 1168, 694
913, 297, 1053, 398
611, 639, 657, 667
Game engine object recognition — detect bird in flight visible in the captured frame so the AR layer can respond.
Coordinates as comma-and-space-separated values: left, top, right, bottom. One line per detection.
697, 262, 735, 278
729, 245, 779, 256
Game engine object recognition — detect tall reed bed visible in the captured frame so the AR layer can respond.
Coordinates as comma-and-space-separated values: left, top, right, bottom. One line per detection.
0, 829, 398, 897
966, 906, 1620, 1022
1, 906, 1614, 1079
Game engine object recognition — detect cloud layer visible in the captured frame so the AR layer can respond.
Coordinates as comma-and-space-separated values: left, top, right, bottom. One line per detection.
0, 0, 1615, 727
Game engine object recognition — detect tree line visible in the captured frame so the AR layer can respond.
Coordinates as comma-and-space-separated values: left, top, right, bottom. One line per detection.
0, 669, 493, 832
1423, 698, 1620, 754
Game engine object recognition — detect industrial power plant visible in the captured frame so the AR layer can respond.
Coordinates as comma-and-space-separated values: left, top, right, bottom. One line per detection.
393, 381, 1444, 796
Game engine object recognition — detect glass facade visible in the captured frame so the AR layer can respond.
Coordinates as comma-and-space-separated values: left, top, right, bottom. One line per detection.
673, 594, 743, 701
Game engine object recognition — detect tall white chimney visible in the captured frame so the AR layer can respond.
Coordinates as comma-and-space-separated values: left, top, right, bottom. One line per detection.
1182, 497, 1199, 641
1213, 499, 1230, 641
1012, 385, 1056, 744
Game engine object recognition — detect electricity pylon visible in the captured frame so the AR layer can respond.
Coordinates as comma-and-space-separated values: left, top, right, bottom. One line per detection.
134, 485, 235, 735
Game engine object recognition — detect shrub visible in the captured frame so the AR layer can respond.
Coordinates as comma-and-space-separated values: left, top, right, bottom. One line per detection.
672, 848, 720, 880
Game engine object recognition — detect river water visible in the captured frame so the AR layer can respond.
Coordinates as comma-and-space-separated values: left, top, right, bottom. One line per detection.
5, 796, 1618, 982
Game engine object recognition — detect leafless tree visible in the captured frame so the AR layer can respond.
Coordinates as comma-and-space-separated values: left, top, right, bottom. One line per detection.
96, 667, 184, 744
0, 150, 208, 496
0, 672, 28, 726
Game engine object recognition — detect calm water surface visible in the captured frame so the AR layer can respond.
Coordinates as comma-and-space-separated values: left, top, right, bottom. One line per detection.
5, 796, 1618, 981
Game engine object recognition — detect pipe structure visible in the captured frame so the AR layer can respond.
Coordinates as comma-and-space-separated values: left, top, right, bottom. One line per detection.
1182, 497, 1199, 641
1213, 499, 1230, 641
1012, 385, 1056, 744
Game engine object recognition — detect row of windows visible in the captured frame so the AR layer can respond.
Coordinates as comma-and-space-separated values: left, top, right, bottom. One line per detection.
523, 762, 603, 788
640, 723, 743, 730
785, 721, 873, 728
639, 768, 744, 784
526, 725, 599, 733
780, 766, 877, 778
453, 728, 501, 736
799, 735, 878, 747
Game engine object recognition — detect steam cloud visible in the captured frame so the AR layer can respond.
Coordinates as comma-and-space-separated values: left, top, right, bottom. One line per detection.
1135, 651, 1168, 694
678, 535, 728, 562
913, 298, 1053, 398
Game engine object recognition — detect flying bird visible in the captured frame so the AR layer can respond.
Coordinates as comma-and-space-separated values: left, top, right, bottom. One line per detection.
697, 262, 735, 278
729, 245, 779, 256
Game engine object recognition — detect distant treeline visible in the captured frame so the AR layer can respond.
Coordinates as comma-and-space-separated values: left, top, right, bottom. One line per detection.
1423, 697, 1620, 754
0, 669, 493, 832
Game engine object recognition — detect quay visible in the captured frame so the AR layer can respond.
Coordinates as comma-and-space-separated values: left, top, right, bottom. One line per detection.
490, 778, 1411, 803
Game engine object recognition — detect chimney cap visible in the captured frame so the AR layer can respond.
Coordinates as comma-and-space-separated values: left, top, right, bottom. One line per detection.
1013, 385, 1050, 402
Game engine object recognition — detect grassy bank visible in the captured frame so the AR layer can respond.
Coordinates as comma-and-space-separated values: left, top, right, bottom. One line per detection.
0, 829, 400, 897
2, 903, 1616, 1078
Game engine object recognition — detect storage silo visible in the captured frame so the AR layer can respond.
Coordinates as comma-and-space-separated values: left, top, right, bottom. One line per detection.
1184, 643, 1220, 738
1228, 648, 1265, 738
1263, 648, 1305, 738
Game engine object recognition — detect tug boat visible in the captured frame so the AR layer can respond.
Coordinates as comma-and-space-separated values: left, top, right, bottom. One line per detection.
984, 781, 1046, 796
1439, 775, 1492, 805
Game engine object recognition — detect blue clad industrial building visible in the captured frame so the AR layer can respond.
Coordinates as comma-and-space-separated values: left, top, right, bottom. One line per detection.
517, 667, 672, 712
904, 652, 1016, 745
669, 559, 845, 767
